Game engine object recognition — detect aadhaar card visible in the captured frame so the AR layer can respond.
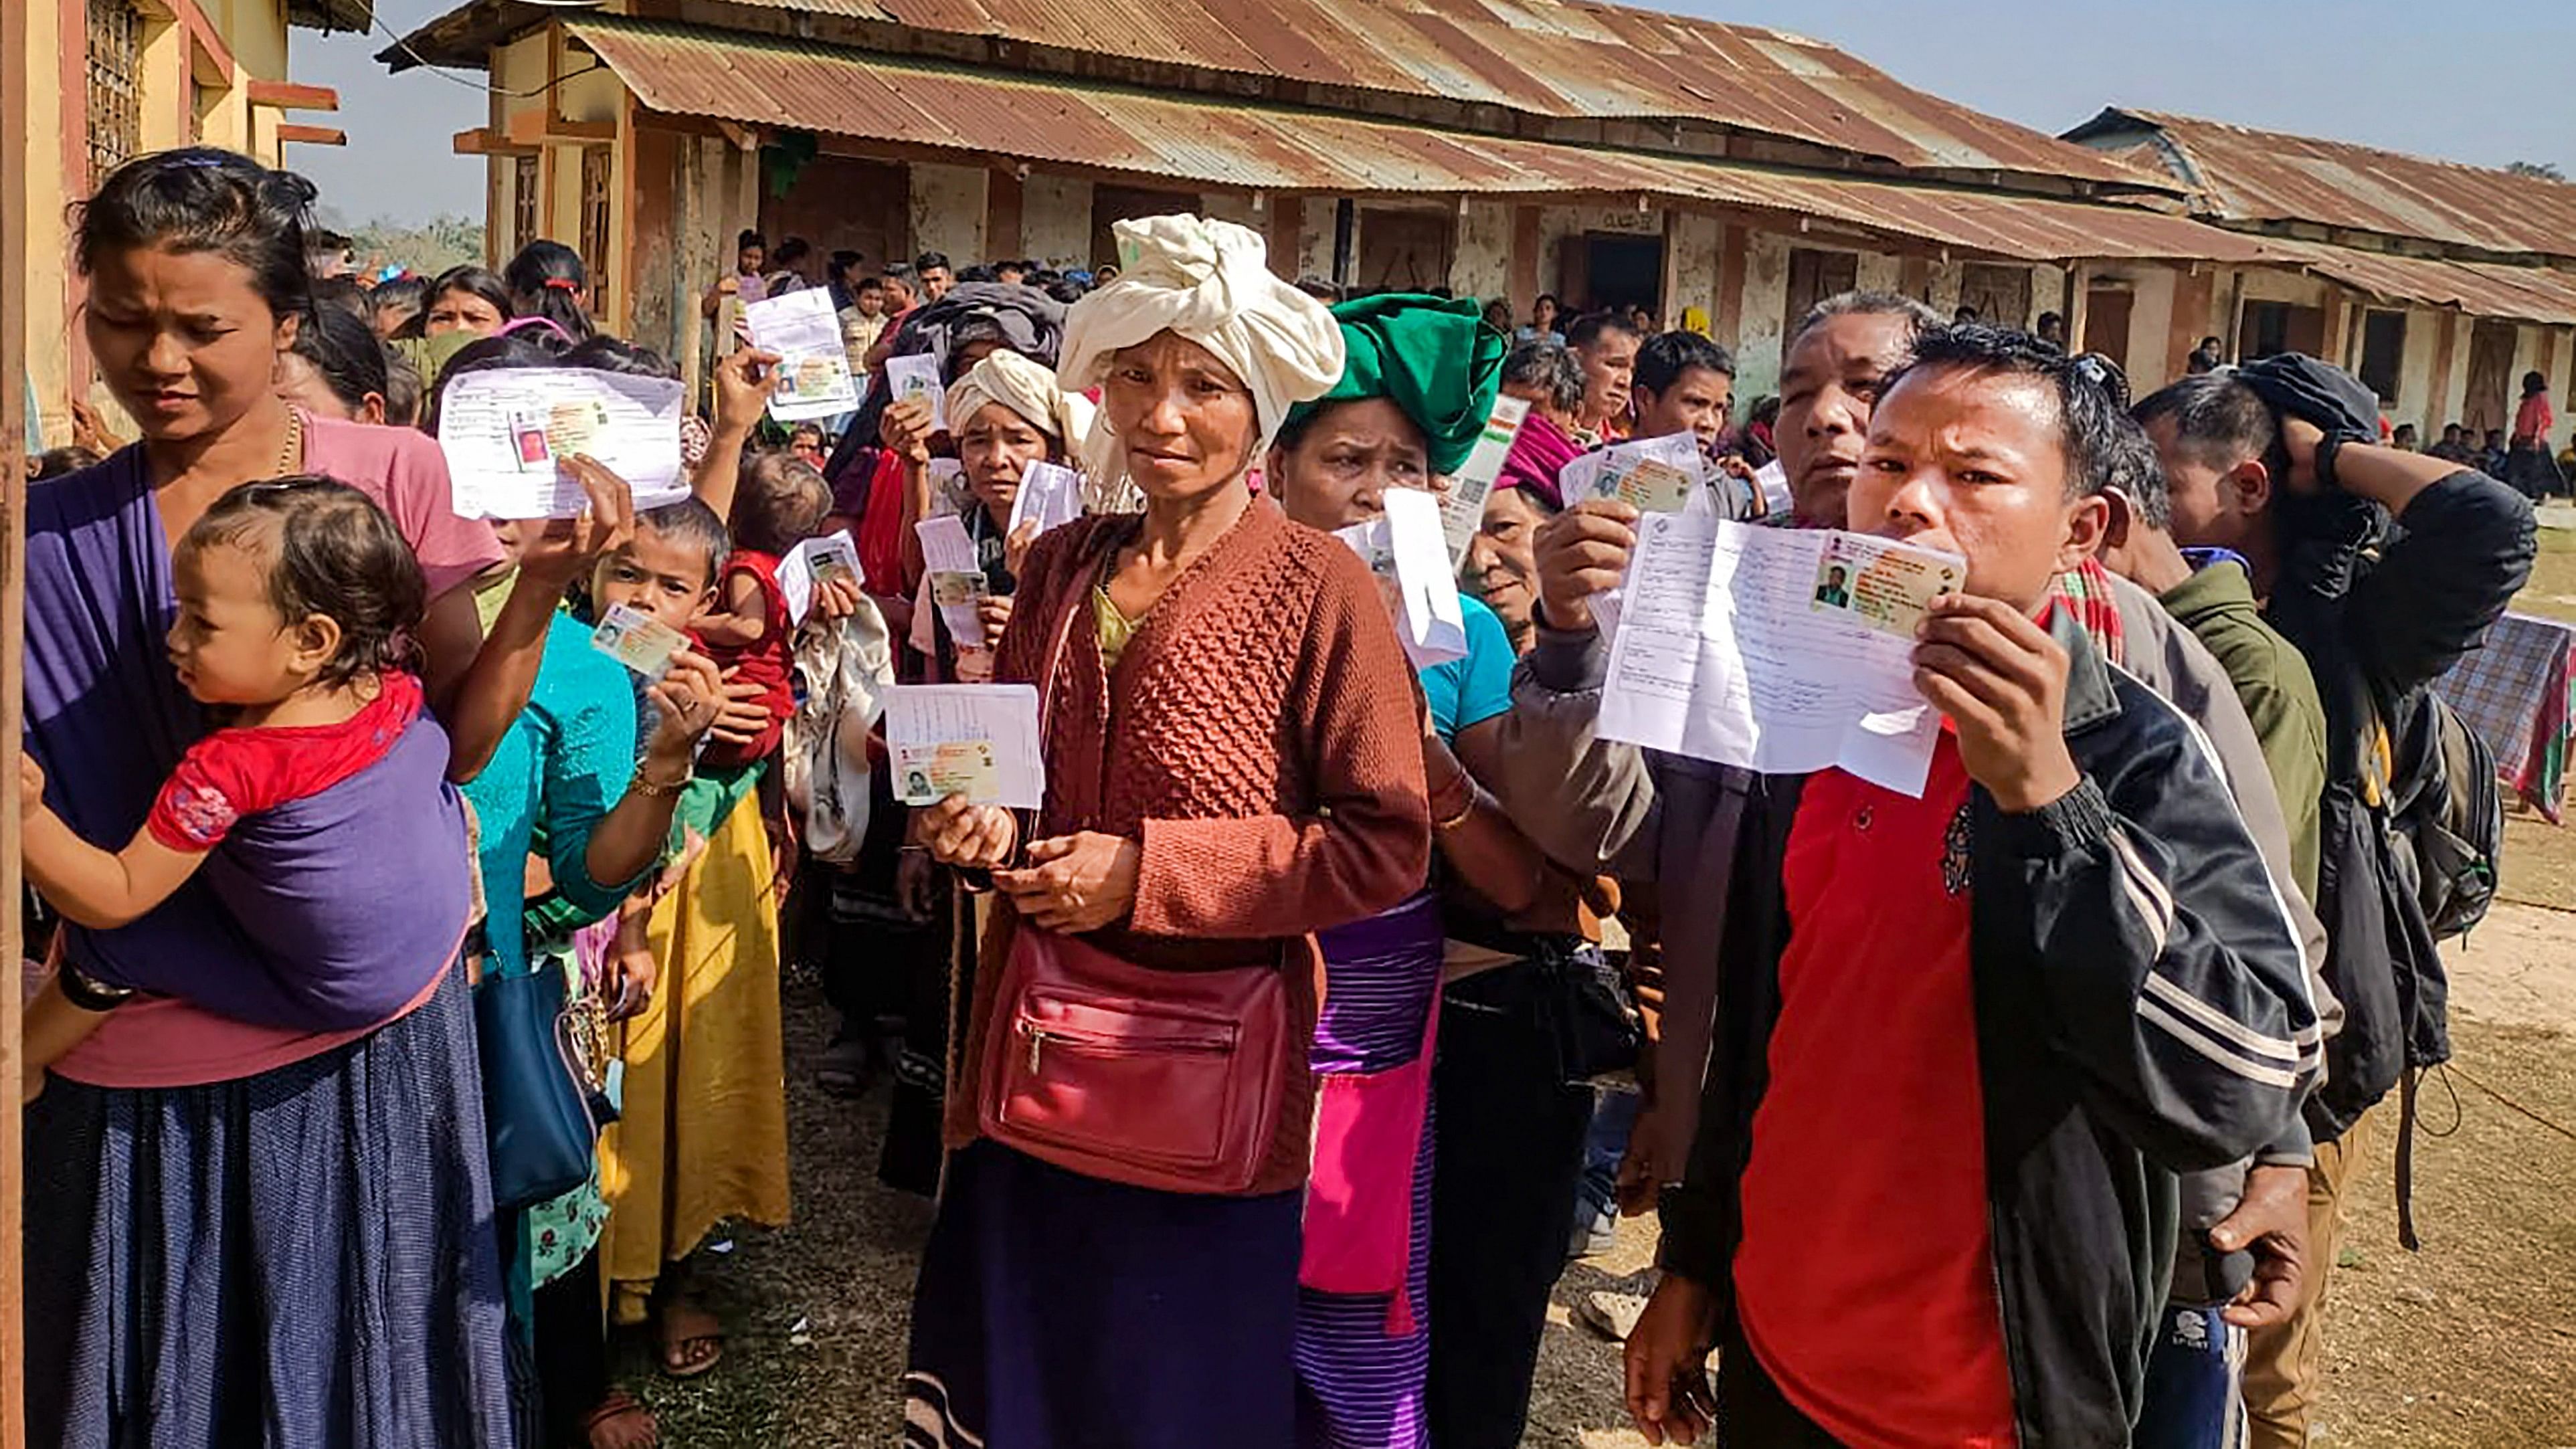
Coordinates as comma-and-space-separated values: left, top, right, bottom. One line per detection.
893, 739, 1000, 806
1807, 533, 1967, 640
589, 602, 686, 679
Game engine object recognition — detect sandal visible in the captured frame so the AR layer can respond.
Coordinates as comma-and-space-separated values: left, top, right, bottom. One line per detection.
656, 1299, 726, 1380
580, 1388, 659, 1449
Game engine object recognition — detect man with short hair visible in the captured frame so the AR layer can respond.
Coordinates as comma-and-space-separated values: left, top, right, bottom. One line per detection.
840, 274, 890, 373
1526, 327, 2316, 1448
2036, 310, 2067, 347
704, 229, 767, 317
2189, 336, 2225, 374
1566, 310, 1645, 444
1630, 332, 1736, 451
915, 251, 955, 302
2133, 361, 2535, 1449
2478, 427, 2509, 478
2427, 421, 2469, 462
995, 259, 1027, 286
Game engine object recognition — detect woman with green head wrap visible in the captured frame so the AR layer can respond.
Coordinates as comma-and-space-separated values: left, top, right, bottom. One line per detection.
1269, 294, 1613, 1449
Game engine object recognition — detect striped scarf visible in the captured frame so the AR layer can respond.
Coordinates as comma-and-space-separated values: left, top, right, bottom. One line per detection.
2047, 557, 2126, 667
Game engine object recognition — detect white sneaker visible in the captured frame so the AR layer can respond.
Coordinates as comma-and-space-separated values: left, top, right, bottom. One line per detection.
1576, 1289, 1649, 1342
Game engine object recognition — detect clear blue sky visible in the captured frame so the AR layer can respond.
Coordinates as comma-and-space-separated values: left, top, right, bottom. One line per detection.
288, 0, 2576, 227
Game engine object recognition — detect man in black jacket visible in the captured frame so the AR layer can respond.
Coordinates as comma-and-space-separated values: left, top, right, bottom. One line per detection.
2132, 359, 2535, 1449
1590, 328, 2318, 1445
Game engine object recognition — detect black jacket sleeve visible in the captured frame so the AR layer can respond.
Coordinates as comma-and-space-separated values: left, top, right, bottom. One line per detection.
1993, 696, 2322, 1174
2348, 470, 2537, 698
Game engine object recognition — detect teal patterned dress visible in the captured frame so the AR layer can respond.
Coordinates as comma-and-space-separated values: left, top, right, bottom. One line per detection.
462, 611, 651, 1288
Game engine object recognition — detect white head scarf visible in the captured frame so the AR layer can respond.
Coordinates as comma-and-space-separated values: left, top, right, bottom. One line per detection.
1056, 215, 1345, 498
944, 349, 1096, 456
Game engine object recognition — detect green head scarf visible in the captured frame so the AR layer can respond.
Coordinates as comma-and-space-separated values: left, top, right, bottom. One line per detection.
1282, 294, 1505, 476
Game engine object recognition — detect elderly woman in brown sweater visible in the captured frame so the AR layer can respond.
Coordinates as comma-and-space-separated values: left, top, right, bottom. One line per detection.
903, 215, 1431, 1449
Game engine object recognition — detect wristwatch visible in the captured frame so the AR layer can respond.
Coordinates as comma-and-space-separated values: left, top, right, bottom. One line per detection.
2313, 431, 2349, 492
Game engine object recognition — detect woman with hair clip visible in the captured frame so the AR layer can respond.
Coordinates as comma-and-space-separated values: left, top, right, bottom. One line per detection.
21, 145, 632, 1446
505, 237, 597, 343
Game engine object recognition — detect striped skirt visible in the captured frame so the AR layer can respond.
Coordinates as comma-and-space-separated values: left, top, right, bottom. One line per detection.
1296, 892, 1446, 1449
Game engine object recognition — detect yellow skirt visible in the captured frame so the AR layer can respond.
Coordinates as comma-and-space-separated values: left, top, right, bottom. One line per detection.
600, 786, 790, 1317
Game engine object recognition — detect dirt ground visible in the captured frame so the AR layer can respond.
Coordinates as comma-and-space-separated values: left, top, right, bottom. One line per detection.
610, 524, 2576, 1445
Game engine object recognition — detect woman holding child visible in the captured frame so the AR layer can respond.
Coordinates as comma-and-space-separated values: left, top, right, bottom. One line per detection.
18, 149, 622, 1444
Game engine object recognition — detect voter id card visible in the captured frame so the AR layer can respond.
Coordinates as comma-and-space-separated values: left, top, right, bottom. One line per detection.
1807, 533, 1966, 640
589, 602, 686, 678
894, 739, 1000, 805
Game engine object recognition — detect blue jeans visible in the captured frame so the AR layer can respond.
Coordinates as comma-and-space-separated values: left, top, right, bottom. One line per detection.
1575, 1085, 1641, 1227
2136, 1305, 2247, 1449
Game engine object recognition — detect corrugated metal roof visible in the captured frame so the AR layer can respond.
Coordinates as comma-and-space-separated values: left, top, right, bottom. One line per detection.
2276, 244, 2576, 327
565, 17, 2262, 268
390, 0, 2167, 192
2071, 108, 2576, 261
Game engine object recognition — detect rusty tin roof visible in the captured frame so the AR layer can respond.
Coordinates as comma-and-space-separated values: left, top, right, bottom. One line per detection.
2067, 108, 2576, 261
566, 18, 2266, 268
393, 0, 2165, 191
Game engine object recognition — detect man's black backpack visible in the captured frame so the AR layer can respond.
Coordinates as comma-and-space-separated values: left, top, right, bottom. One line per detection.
2381, 687, 2504, 942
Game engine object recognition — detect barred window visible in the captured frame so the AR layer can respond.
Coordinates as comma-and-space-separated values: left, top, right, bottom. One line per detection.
86, 0, 145, 187
579, 147, 612, 309
513, 156, 541, 253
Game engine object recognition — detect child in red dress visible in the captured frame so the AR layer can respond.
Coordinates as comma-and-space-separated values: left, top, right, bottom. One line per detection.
691, 452, 831, 771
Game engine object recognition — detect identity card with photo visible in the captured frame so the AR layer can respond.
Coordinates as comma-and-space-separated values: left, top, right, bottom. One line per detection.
589, 602, 688, 680
439, 367, 688, 518
884, 353, 948, 431
881, 683, 1046, 808
779, 529, 863, 624
743, 288, 861, 423
1807, 533, 1967, 640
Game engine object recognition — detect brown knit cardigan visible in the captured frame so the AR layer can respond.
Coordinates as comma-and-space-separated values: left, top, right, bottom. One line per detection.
943, 502, 1433, 1194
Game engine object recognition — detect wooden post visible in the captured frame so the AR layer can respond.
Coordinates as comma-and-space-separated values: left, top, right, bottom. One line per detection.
1, 0, 32, 1432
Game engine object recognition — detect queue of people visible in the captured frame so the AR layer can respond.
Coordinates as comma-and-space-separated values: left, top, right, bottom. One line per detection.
15, 142, 2541, 1449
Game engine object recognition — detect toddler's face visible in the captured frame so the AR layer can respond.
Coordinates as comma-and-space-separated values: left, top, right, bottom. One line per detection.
592, 522, 716, 630
167, 539, 310, 706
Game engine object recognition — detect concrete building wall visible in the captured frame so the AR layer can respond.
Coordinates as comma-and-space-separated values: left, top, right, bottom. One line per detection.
1665, 210, 1722, 330
1736, 229, 1795, 400
909, 162, 988, 268
1454, 199, 1512, 304
1853, 250, 1902, 296
1020, 173, 1092, 270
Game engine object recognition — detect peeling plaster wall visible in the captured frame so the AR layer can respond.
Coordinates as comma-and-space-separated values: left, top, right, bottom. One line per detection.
1021, 173, 1093, 269
909, 162, 988, 270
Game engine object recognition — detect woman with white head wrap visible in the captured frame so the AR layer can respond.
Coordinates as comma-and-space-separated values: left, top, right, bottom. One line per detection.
903, 216, 1431, 1449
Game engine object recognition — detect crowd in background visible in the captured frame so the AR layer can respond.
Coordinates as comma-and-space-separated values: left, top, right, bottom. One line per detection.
16, 141, 2540, 1449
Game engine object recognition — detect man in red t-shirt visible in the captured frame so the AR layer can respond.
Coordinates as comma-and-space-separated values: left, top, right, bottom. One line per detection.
1532, 327, 2319, 1446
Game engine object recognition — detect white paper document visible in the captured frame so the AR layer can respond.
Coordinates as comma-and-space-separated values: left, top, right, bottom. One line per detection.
1439, 393, 1530, 568
1008, 460, 1084, 539
744, 288, 860, 422
882, 684, 1046, 809
778, 529, 862, 625
1337, 489, 1467, 668
915, 514, 990, 641
1594, 514, 1966, 797
884, 353, 947, 431
438, 367, 688, 519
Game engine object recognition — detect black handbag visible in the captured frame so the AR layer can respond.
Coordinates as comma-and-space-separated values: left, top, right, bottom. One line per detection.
1541, 945, 1644, 1086
472, 958, 610, 1214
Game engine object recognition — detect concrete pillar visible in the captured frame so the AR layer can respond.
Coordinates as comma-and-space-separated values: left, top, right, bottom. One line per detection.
1454, 199, 1512, 302
1021, 173, 1092, 270
1736, 229, 1793, 399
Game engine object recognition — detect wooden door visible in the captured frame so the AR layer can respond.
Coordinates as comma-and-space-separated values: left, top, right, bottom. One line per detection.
1357, 209, 1454, 295
1785, 248, 1859, 333
2082, 288, 2134, 373
2463, 320, 2518, 438
1091, 184, 1201, 274
758, 154, 907, 281
1958, 263, 2033, 328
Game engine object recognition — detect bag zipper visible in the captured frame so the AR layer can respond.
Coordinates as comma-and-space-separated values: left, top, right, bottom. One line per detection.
1018, 1015, 1235, 1074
